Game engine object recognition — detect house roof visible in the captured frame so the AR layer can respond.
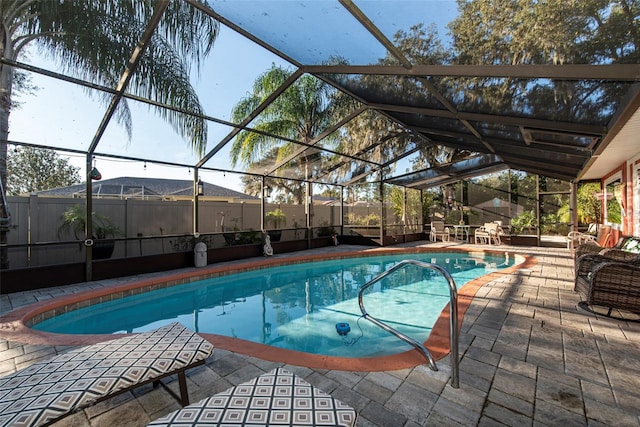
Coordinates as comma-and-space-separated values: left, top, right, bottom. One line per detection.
35, 177, 257, 200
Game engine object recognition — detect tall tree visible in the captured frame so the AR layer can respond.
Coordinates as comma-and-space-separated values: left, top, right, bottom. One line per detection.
0, 0, 219, 268
230, 66, 349, 203
337, 23, 465, 175
448, 0, 638, 122
7, 146, 80, 195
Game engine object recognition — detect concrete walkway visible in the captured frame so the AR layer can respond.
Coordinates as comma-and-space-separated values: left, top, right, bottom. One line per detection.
1, 242, 639, 426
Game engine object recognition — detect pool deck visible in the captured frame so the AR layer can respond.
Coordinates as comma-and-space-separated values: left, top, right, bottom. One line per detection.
2, 241, 640, 426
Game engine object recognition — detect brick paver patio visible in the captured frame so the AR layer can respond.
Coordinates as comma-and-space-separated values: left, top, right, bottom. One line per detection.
1, 242, 639, 426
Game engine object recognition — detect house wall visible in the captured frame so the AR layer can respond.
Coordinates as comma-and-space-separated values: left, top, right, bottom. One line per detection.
600, 154, 640, 242
631, 156, 640, 236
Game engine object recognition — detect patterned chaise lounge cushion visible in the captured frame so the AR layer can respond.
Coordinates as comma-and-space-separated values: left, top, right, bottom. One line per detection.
0, 322, 214, 427
148, 367, 357, 427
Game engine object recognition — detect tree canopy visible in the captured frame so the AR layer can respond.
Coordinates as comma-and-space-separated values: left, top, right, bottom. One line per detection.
7, 147, 80, 195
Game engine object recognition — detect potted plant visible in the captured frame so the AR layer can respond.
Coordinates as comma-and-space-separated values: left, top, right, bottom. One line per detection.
58, 204, 121, 259
265, 208, 286, 242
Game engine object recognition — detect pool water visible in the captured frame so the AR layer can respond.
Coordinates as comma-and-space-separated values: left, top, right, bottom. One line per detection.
33, 252, 514, 357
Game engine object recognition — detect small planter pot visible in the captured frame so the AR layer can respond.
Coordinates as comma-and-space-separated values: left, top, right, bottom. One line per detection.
93, 241, 115, 259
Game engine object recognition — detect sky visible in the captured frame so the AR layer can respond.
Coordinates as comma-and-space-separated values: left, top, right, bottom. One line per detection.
8, 1, 459, 194
10, 26, 288, 192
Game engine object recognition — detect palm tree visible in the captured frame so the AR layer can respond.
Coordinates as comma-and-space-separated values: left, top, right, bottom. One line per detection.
0, 0, 219, 268
230, 65, 346, 203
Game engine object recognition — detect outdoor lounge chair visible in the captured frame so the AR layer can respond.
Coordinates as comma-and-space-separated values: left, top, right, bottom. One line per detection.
574, 258, 640, 315
572, 225, 612, 257
566, 223, 599, 249
429, 220, 450, 242
474, 222, 501, 245
147, 367, 357, 427
0, 322, 214, 427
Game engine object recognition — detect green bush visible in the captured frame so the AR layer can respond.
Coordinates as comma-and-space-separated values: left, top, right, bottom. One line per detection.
511, 210, 536, 235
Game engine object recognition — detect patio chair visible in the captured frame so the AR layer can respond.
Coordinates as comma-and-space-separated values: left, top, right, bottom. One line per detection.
429, 220, 450, 242
474, 222, 501, 245
574, 235, 639, 269
574, 259, 640, 315
147, 367, 357, 427
573, 225, 612, 256
575, 251, 640, 281
566, 223, 599, 249
0, 322, 214, 427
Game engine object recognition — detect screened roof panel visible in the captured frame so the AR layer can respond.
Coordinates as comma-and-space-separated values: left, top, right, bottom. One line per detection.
323, 74, 446, 110
387, 154, 507, 189
470, 122, 523, 143
385, 112, 470, 135
267, 161, 322, 183
354, 0, 457, 47
327, 110, 423, 164
253, 144, 350, 184
447, 78, 631, 126
317, 154, 380, 185
383, 150, 428, 180
189, 27, 290, 123
241, 74, 361, 145
525, 129, 597, 148
9, 68, 107, 152
8, 0, 638, 197
210, 1, 387, 65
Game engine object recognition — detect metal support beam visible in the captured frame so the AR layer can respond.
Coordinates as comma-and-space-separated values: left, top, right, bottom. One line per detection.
570, 181, 578, 235
193, 169, 200, 235
303, 63, 640, 81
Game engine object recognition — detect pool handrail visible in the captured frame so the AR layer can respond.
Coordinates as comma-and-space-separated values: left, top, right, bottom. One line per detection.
357, 259, 459, 388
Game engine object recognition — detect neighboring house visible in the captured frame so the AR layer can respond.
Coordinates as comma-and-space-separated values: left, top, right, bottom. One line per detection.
34, 177, 258, 203
473, 198, 525, 224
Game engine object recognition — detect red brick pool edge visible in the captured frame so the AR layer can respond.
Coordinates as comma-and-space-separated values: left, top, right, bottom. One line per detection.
0, 247, 536, 372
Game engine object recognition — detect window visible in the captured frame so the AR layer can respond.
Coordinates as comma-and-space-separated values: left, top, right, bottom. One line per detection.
604, 173, 623, 229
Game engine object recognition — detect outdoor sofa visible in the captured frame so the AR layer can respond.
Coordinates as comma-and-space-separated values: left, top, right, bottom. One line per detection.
0, 322, 214, 427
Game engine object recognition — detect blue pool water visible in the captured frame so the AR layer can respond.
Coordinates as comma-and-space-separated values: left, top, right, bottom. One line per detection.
33, 252, 515, 357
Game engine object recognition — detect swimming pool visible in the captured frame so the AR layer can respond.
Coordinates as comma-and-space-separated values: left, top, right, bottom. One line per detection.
32, 251, 515, 358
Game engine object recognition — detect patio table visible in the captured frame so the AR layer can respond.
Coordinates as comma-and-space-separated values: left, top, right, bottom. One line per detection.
453, 225, 470, 242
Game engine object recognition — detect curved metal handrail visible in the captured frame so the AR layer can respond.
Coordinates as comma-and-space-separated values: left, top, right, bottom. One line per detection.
358, 259, 459, 388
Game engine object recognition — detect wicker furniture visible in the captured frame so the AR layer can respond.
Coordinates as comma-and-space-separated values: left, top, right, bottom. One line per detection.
574, 254, 640, 315
0, 322, 214, 427
575, 235, 640, 266
147, 367, 357, 427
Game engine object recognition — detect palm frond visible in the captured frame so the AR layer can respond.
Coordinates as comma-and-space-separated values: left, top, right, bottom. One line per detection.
7, 0, 218, 155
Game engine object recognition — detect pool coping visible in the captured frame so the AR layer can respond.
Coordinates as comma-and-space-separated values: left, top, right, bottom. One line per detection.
0, 246, 536, 371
